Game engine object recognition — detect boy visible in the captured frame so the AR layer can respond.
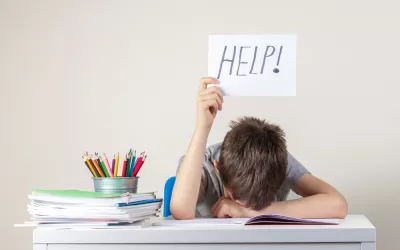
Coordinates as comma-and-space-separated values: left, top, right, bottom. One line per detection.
171, 77, 348, 219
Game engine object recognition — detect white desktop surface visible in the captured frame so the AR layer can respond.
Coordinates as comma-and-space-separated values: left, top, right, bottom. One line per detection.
33, 214, 376, 250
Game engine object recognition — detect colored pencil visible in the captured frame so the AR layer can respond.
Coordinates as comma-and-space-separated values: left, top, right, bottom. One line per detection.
82, 156, 95, 177
128, 151, 137, 177
95, 153, 105, 176
111, 155, 115, 174
91, 154, 105, 177
90, 155, 106, 177
134, 151, 144, 169
95, 153, 108, 177
126, 152, 131, 177
103, 153, 114, 178
114, 152, 119, 177
131, 152, 142, 177
84, 150, 146, 178
128, 150, 135, 177
87, 156, 100, 177
98, 156, 110, 177
133, 155, 146, 177
122, 154, 127, 177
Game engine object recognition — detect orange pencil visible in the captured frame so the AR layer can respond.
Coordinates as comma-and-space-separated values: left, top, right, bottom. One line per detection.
91, 154, 105, 177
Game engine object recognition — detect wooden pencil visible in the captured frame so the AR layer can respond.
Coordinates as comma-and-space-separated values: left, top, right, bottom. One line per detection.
82, 156, 95, 177
92, 154, 105, 177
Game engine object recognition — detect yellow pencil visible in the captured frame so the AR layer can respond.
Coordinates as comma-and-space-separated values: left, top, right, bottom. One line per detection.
114, 152, 119, 177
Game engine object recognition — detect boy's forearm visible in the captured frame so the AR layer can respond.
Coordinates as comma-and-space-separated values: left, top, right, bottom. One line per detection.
249, 193, 348, 219
170, 128, 210, 219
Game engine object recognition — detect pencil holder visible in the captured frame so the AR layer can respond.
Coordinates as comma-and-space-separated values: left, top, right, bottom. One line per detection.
93, 177, 139, 194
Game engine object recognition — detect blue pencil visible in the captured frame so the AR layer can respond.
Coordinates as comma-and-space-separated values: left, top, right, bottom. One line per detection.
128, 150, 136, 177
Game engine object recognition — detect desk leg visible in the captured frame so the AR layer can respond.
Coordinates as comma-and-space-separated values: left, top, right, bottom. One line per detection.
33, 244, 47, 250
361, 242, 376, 250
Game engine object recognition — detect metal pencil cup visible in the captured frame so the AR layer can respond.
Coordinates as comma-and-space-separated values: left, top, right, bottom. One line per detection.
93, 177, 139, 193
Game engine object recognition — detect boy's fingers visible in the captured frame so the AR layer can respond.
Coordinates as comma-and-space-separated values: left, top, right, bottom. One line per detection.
210, 203, 217, 215
216, 202, 230, 218
199, 77, 219, 91
201, 100, 219, 114
211, 198, 223, 215
198, 94, 222, 111
216, 207, 228, 218
199, 86, 224, 103
210, 201, 219, 215
200, 96, 221, 111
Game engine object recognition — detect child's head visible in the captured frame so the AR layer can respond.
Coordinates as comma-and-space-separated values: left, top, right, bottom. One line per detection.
217, 117, 288, 210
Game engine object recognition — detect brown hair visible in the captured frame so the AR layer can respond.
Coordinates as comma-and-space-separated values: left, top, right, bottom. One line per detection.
218, 117, 288, 210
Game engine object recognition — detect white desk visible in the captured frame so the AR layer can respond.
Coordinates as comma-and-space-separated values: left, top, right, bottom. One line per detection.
33, 215, 376, 250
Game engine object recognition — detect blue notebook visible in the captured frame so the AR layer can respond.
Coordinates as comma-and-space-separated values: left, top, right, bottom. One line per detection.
117, 198, 162, 207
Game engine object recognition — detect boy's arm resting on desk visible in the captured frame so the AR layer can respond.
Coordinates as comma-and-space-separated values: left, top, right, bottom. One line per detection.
211, 174, 348, 219
256, 174, 348, 219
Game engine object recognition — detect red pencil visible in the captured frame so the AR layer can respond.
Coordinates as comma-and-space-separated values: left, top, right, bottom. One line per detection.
133, 155, 146, 177
122, 154, 128, 177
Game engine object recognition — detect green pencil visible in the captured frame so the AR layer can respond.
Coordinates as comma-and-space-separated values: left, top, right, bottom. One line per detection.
99, 156, 110, 177
126, 152, 131, 177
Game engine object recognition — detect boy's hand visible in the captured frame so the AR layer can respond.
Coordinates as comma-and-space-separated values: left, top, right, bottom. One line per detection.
196, 77, 223, 130
211, 198, 253, 218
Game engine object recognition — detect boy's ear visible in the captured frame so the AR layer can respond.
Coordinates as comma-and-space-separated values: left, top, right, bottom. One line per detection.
213, 160, 220, 172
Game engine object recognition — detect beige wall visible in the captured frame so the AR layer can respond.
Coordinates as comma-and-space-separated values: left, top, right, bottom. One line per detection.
1, 0, 399, 249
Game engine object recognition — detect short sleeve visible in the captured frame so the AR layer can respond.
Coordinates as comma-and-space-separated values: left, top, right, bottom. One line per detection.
286, 153, 310, 192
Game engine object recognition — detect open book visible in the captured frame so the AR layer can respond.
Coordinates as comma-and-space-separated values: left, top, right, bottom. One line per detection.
245, 214, 340, 225
153, 214, 340, 226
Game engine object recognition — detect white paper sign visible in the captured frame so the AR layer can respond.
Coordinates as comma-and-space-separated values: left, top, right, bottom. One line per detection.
208, 35, 296, 96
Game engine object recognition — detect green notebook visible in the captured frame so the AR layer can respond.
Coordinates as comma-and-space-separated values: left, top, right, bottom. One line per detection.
33, 190, 125, 198
30, 190, 157, 206
33, 190, 155, 198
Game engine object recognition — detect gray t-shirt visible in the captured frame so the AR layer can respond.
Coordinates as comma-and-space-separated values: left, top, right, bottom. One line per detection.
177, 142, 310, 217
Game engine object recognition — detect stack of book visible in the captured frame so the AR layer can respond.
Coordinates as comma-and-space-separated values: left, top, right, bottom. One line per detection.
24, 190, 162, 228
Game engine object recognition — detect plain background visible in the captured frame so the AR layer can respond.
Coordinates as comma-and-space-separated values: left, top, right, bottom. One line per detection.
1, 0, 399, 249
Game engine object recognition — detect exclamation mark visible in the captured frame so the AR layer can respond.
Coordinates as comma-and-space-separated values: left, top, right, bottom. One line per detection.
273, 46, 283, 73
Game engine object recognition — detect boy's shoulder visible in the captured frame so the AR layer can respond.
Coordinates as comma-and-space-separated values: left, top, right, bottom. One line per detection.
205, 142, 222, 160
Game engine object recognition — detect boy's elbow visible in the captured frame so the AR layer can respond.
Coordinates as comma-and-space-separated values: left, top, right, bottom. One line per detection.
334, 194, 348, 219
170, 203, 195, 220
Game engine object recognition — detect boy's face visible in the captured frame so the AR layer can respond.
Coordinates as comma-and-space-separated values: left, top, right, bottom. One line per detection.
214, 160, 247, 207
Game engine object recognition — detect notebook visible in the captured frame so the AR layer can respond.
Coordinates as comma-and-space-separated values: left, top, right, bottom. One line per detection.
29, 190, 156, 206
153, 214, 340, 226
21, 189, 163, 228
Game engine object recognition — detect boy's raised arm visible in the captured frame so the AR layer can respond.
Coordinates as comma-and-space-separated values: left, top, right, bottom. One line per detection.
170, 78, 223, 220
